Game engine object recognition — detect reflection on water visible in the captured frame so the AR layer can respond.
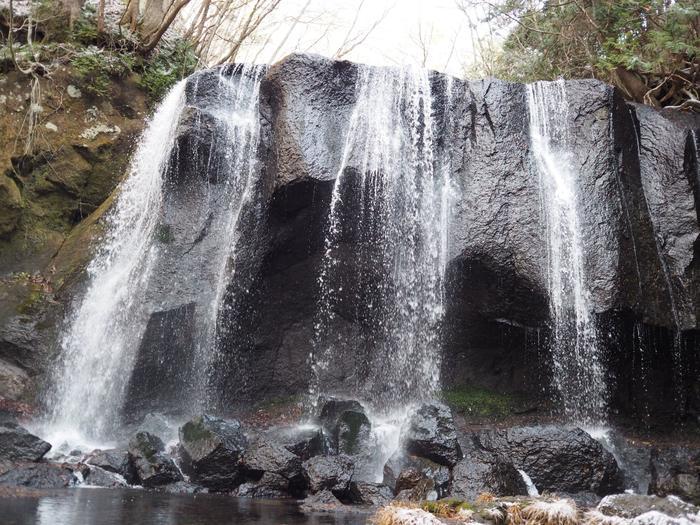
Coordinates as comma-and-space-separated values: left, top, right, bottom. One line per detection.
1, 488, 370, 525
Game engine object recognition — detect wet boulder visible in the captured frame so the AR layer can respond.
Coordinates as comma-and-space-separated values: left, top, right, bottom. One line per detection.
128, 431, 182, 488
265, 425, 325, 460
348, 481, 394, 506
383, 451, 450, 498
402, 402, 462, 467
300, 488, 345, 513
85, 448, 136, 484
597, 493, 698, 519
239, 436, 304, 497
178, 415, 248, 491
649, 446, 700, 505
0, 422, 51, 462
318, 397, 372, 455
394, 468, 440, 502
0, 462, 77, 488
302, 454, 354, 496
82, 465, 128, 488
449, 444, 527, 501
236, 472, 290, 499
477, 426, 622, 496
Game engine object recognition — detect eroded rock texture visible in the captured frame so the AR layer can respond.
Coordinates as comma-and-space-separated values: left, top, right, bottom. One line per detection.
3, 54, 698, 427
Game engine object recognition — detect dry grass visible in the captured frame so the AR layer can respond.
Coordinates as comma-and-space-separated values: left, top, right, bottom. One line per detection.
522, 499, 579, 525
582, 510, 629, 525
372, 503, 444, 525
478, 493, 497, 504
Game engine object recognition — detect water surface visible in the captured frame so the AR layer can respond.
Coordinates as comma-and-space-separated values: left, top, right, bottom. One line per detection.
1, 488, 370, 525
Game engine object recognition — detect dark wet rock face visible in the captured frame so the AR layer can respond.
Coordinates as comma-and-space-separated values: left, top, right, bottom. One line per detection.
85, 448, 136, 484
649, 447, 700, 505
383, 452, 450, 499
318, 398, 371, 455
348, 481, 393, 506
178, 415, 247, 491
402, 402, 462, 467
477, 426, 622, 496
0, 422, 51, 462
265, 425, 325, 461
0, 462, 77, 488
302, 454, 354, 497
449, 439, 528, 501
128, 431, 182, 488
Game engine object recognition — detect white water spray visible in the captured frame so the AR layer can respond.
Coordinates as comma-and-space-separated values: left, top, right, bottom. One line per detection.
527, 80, 607, 424
311, 65, 454, 410
44, 81, 187, 445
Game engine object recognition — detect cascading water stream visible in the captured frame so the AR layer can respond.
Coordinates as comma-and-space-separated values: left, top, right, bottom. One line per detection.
42, 65, 265, 445
310, 65, 452, 411
188, 65, 265, 410
44, 81, 188, 445
527, 80, 607, 425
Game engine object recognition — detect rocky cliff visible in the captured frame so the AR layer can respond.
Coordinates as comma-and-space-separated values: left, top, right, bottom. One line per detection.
1, 53, 698, 427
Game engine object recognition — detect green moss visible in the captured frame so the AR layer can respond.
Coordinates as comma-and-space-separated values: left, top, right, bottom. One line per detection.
137, 40, 198, 103
155, 224, 173, 244
442, 386, 517, 419
16, 286, 46, 315
181, 419, 214, 443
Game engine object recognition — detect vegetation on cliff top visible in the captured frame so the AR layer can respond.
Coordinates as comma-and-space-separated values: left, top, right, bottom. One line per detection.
460, 0, 699, 111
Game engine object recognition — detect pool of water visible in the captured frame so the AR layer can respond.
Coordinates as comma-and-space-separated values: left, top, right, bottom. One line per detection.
0, 488, 371, 525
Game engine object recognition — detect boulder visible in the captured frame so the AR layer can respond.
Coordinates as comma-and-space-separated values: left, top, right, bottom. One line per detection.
302, 454, 354, 496
597, 493, 698, 519
299, 488, 345, 513
0, 422, 51, 462
240, 437, 302, 480
159, 481, 207, 494
450, 445, 528, 501
649, 447, 700, 505
265, 425, 325, 460
128, 431, 182, 488
393, 468, 440, 502
83, 465, 128, 488
0, 462, 77, 488
402, 402, 462, 467
348, 481, 393, 506
178, 415, 247, 491
318, 397, 372, 455
477, 426, 623, 496
383, 451, 450, 497
85, 448, 135, 484
236, 472, 290, 499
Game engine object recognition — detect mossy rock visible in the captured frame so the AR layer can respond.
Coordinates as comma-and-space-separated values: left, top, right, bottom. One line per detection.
0, 174, 22, 238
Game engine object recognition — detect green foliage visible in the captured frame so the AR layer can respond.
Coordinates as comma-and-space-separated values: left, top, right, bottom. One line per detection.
73, 47, 134, 97
471, 0, 699, 106
137, 40, 198, 102
443, 385, 516, 419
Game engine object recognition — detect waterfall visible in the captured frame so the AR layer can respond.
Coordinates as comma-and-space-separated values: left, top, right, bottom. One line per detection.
310, 65, 454, 411
187, 65, 265, 409
527, 80, 607, 424
45, 80, 188, 444
43, 65, 265, 444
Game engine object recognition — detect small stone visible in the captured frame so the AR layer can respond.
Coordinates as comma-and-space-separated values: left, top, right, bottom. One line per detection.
45, 122, 58, 132
67, 85, 81, 98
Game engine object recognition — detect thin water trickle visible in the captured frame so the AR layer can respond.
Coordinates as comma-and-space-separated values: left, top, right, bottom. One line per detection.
43, 80, 188, 445
527, 80, 607, 425
310, 65, 454, 412
189, 64, 265, 411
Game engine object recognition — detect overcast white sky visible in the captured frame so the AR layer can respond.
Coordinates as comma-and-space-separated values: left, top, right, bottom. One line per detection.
232, 0, 496, 77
